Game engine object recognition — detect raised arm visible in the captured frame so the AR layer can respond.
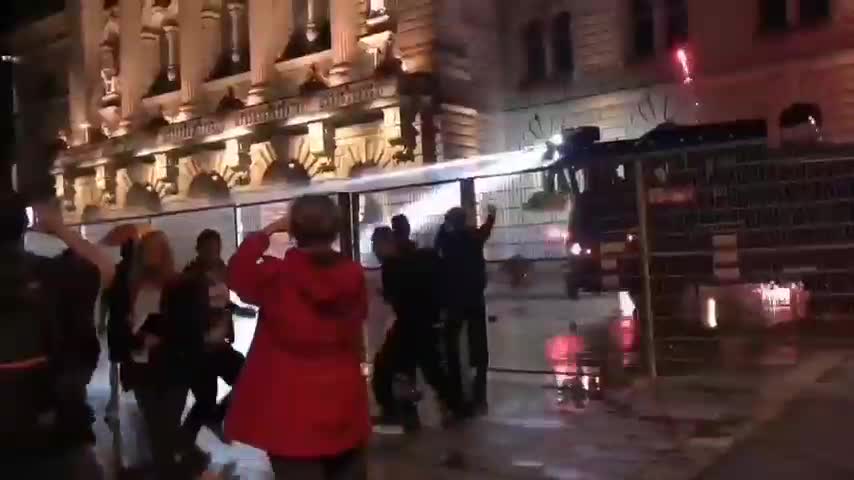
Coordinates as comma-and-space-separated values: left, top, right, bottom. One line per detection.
476, 205, 497, 245
228, 216, 289, 306
34, 203, 115, 288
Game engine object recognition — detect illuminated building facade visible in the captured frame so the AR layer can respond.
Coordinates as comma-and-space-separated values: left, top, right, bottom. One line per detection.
497, 0, 845, 150
2, 0, 500, 222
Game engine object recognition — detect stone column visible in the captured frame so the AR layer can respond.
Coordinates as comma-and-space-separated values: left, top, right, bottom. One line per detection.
306, 0, 321, 43
227, 2, 246, 64
396, 0, 435, 73
119, 0, 143, 134
330, 0, 361, 85
67, 0, 104, 144
179, 0, 204, 119
200, 7, 223, 80
163, 22, 180, 82
248, 0, 275, 103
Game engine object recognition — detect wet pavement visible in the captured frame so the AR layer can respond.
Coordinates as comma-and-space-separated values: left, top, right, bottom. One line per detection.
84, 346, 847, 480
696, 355, 854, 480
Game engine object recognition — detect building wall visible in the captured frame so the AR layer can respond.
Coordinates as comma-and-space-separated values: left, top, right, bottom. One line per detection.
496, 0, 854, 149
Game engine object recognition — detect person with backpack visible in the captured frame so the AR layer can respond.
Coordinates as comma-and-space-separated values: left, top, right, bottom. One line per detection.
0, 194, 115, 479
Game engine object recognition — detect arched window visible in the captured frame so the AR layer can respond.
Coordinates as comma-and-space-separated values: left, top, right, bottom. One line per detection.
759, 0, 788, 32
523, 20, 546, 83
632, 0, 655, 59
666, 0, 688, 47
551, 13, 574, 75
800, 0, 830, 25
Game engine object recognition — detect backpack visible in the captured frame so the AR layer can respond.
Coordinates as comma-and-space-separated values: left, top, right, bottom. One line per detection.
0, 251, 65, 452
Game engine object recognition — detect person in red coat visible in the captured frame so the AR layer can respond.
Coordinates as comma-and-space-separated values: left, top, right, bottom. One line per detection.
225, 195, 370, 479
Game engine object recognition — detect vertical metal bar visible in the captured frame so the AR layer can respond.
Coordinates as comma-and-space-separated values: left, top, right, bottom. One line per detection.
634, 158, 657, 379
350, 193, 361, 262
460, 178, 476, 219
232, 205, 240, 247
337, 192, 355, 260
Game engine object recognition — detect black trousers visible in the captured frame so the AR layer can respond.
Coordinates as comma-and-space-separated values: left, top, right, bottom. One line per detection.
135, 385, 200, 480
444, 301, 489, 409
183, 345, 245, 440
270, 448, 366, 480
372, 324, 457, 418
6, 446, 103, 480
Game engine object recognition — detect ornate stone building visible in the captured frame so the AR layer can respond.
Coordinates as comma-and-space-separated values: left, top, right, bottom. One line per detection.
10, 0, 850, 222
2, 0, 499, 222
495, 0, 847, 150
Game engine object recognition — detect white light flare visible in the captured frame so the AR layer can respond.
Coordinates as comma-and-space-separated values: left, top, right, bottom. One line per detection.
549, 133, 563, 146
676, 48, 693, 85
618, 291, 636, 317
706, 297, 718, 329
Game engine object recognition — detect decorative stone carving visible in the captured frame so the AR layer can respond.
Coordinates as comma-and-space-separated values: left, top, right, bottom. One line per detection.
367, 0, 390, 28
224, 138, 253, 186
359, 30, 399, 73
62, 173, 77, 212
300, 64, 329, 94
154, 152, 180, 196
382, 105, 418, 163
308, 121, 337, 175
95, 164, 118, 205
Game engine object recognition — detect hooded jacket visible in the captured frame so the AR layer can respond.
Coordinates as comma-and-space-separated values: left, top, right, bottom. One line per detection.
224, 233, 370, 457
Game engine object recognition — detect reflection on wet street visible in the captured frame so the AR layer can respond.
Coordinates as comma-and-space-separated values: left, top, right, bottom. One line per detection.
87, 285, 657, 480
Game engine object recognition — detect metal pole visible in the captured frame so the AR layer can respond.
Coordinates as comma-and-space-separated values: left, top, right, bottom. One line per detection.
634, 158, 657, 379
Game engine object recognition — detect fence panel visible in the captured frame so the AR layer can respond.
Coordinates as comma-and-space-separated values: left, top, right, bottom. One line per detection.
474, 172, 568, 261
358, 182, 462, 268
150, 207, 238, 270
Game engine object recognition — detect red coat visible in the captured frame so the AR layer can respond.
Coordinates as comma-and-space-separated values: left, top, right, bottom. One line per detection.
224, 233, 370, 458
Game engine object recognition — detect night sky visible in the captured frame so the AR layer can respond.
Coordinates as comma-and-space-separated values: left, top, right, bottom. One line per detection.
0, 1, 64, 192
0, 0, 65, 33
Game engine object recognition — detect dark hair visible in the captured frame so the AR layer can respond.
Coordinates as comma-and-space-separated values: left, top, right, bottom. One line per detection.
371, 226, 394, 244
196, 229, 222, 248
0, 191, 28, 245
445, 207, 467, 229
391, 214, 411, 239
290, 195, 340, 248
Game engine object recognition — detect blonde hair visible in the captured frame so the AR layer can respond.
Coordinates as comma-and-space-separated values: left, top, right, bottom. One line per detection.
130, 230, 176, 294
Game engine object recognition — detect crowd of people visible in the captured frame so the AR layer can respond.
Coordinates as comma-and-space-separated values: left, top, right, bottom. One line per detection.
0, 190, 498, 480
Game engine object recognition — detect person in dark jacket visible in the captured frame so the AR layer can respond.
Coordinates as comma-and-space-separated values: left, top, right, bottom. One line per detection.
435, 204, 496, 415
182, 229, 246, 445
371, 226, 460, 431
124, 230, 213, 479
103, 239, 134, 428
1, 194, 115, 480
391, 214, 417, 252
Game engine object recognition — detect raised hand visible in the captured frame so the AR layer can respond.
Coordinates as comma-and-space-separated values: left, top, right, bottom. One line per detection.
262, 215, 290, 236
